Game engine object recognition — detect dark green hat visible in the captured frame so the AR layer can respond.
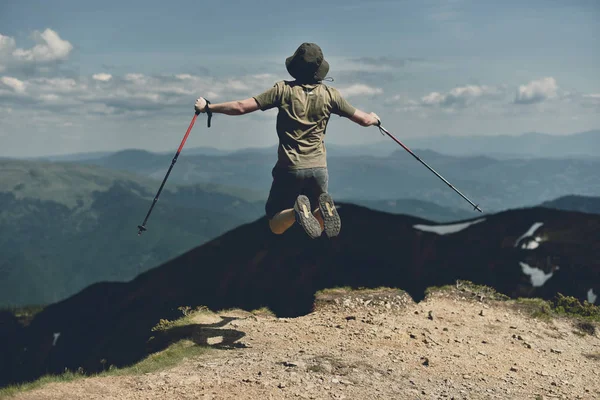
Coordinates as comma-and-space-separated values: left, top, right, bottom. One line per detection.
285, 42, 330, 83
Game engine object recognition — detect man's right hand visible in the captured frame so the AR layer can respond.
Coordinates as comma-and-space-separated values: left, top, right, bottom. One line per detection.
369, 112, 381, 126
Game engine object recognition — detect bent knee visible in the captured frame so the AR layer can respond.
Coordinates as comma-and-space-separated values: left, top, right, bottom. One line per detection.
268, 219, 285, 235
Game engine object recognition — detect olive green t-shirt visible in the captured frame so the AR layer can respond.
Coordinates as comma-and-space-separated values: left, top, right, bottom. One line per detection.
253, 80, 356, 169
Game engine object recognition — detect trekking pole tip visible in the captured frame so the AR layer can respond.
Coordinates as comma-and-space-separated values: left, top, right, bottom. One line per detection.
137, 225, 147, 236
474, 204, 482, 213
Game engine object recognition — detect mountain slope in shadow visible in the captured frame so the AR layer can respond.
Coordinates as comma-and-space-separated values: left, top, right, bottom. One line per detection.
2, 204, 598, 387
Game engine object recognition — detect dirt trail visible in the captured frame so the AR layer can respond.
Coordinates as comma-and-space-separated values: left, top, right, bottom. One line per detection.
9, 288, 599, 400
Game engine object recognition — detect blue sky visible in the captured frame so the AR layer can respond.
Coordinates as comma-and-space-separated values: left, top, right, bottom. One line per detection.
0, 0, 598, 157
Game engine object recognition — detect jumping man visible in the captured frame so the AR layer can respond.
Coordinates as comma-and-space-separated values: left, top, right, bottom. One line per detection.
194, 42, 380, 239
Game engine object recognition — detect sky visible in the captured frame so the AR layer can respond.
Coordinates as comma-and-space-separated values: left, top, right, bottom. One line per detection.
0, 0, 598, 157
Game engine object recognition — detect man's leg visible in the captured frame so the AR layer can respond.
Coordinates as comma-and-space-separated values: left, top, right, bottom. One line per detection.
306, 167, 328, 232
266, 167, 302, 235
268, 208, 295, 234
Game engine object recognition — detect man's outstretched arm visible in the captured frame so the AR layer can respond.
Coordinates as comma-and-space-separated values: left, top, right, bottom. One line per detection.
349, 109, 380, 127
195, 97, 260, 116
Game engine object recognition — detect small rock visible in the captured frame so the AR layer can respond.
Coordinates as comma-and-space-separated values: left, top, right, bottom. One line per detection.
332, 378, 340, 384
550, 348, 563, 354
428, 311, 434, 320
510, 326, 517, 329
345, 316, 356, 321
510, 367, 518, 372
443, 327, 448, 332
409, 333, 417, 339
479, 310, 484, 316
421, 357, 430, 367
278, 382, 286, 388
463, 374, 471, 379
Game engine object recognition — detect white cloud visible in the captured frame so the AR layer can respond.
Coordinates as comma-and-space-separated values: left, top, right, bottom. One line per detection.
223, 79, 250, 92
40, 93, 60, 102
92, 73, 112, 82
0, 29, 73, 75
419, 84, 500, 108
1, 76, 26, 93
514, 77, 558, 105
33, 77, 79, 92
0, 34, 17, 55
338, 84, 383, 97
11, 29, 72, 62
124, 73, 145, 83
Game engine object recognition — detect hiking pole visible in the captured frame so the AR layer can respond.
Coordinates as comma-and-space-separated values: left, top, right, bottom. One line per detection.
137, 104, 213, 236
376, 122, 482, 212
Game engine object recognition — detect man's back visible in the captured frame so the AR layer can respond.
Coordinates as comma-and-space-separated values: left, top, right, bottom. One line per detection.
254, 80, 356, 169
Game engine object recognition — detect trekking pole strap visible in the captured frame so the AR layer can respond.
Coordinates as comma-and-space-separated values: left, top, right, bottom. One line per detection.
205, 100, 213, 128
194, 99, 213, 128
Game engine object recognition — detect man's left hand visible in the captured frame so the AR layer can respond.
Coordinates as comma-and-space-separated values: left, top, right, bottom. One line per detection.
195, 97, 207, 113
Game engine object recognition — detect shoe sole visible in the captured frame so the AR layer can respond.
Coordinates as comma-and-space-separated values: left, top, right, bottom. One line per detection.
318, 193, 341, 238
294, 195, 322, 239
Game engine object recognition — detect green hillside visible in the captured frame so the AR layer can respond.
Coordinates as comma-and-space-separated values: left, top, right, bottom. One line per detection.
0, 159, 262, 307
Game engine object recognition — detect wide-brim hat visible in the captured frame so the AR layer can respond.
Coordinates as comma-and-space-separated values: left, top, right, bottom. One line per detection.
285, 42, 330, 83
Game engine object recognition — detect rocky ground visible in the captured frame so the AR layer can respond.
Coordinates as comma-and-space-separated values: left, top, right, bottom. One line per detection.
8, 286, 599, 400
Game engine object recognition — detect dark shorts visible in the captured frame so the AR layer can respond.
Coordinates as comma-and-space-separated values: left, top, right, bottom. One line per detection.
265, 167, 329, 219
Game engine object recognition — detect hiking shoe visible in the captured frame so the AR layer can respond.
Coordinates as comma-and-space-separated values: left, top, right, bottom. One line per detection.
294, 195, 322, 239
318, 192, 341, 238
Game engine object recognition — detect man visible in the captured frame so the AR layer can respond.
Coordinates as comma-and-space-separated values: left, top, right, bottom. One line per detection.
194, 42, 380, 239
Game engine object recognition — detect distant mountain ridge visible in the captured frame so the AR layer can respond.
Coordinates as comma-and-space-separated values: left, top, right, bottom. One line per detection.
541, 195, 600, 215
403, 130, 600, 158
72, 146, 600, 212
17, 129, 600, 161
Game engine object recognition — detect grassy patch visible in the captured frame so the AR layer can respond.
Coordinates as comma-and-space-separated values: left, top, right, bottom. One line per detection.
315, 286, 404, 297
425, 280, 510, 302
513, 298, 554, 321
0, 371, 82, 398
553, 293, 600, 321
0, 341, 209, 398
151, 305, 212, 332
250, 307, 275, 317
314, 286, 354, 296
514, 294, 600, 326
0, 307, 215, 398
0, 305, 45, 326
106, 339, 208, 376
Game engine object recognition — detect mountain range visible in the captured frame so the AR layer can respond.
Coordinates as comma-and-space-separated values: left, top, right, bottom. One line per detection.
2, 153, 600, 307
31, 130, 600, 160
68, 147, 600, 213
